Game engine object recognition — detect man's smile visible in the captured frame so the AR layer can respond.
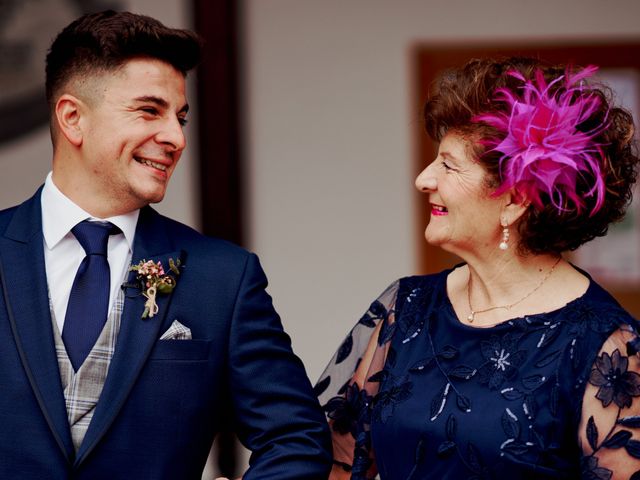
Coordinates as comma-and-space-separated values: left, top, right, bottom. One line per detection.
134, 156, 169, 172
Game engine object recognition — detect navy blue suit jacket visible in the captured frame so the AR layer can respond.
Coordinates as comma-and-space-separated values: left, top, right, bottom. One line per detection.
0, 190, 331, 479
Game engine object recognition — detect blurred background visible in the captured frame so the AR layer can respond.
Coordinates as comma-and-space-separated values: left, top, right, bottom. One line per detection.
2, 0, 640, 477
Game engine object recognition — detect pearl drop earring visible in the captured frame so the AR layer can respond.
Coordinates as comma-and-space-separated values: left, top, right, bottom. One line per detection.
499, 218, 509, 250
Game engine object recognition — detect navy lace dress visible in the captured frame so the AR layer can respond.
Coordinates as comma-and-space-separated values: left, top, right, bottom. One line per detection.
316, 268, 640, 479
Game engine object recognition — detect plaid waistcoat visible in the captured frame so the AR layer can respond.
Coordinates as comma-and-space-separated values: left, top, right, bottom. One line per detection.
52, 288, 125, 451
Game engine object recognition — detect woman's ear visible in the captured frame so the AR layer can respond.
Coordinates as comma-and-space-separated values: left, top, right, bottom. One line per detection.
54, 94, 84, 147
501, 189, 530, 226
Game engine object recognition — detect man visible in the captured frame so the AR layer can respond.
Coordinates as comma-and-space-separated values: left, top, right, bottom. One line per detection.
0, 10, 331, 479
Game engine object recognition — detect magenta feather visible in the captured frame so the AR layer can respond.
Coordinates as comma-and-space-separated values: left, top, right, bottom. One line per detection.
475, 65, 607, 215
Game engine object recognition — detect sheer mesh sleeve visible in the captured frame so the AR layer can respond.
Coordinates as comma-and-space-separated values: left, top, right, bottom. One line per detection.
315, 281, 400, 480
579, 324, 640, 480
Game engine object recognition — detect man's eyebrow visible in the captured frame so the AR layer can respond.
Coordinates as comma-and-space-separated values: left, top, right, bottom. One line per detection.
133, 96, 189, 114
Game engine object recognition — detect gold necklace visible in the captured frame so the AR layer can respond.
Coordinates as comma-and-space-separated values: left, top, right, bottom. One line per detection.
466, 257, 561, 323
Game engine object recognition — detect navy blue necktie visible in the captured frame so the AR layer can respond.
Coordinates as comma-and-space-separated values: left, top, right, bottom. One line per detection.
62, 220, 120, 371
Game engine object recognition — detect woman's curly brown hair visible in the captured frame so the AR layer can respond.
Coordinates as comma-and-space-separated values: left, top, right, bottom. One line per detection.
424, 57, 639, 254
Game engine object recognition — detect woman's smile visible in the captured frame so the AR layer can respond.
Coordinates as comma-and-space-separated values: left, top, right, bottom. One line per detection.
430, 203, 448, 216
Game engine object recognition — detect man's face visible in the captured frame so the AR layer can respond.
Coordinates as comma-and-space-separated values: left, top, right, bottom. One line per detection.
64, 58, 188, 215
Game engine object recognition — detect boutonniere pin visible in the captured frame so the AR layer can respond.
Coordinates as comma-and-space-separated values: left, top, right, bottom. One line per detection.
127, 258, 181, 318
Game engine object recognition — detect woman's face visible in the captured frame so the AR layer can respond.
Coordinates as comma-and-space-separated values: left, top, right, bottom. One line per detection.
415, 132, 506, 258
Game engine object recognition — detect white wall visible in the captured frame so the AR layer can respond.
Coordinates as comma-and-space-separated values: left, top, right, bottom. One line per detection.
242, 0, 640, 383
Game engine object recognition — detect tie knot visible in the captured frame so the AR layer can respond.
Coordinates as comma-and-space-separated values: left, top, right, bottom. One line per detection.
71, 220, 120, 256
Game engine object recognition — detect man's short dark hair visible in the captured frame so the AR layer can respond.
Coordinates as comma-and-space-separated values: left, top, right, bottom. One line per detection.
45, 10, 202, 109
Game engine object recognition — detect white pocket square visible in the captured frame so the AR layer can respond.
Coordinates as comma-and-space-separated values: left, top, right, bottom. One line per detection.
159, 319, 192, 340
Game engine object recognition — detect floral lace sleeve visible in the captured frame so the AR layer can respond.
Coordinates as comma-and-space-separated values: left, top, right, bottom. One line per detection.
315, 281, 400, 480
580, 325, 640, 479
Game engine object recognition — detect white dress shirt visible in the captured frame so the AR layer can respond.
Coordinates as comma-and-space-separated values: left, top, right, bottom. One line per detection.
41, 172, 139, 334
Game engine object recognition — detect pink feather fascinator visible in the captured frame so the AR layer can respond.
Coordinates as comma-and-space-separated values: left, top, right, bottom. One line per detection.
475, 65, 607, 215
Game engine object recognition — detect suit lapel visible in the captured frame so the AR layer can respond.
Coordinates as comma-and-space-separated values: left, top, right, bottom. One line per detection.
75, 207, 183, 465
0, 190, 75, 462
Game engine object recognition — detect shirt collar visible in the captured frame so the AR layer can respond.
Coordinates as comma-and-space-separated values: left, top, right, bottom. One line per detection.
41, 172, 140, 251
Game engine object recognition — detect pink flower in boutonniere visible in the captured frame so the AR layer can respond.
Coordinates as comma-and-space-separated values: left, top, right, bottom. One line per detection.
128, 258, 181, 318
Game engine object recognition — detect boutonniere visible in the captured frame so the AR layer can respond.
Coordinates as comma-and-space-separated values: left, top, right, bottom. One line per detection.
126, 258, 182, 319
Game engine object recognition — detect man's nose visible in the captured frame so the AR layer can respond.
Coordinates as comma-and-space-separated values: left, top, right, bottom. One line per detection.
156, 117, 186, 152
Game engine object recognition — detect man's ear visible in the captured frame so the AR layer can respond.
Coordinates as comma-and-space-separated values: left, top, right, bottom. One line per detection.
54, 94, 84, 147
501, 189, 530, 226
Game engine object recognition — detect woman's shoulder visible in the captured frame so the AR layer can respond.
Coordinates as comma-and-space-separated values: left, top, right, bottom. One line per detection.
551, 275, 640, 379
315, 270, 451, 404
355, 270, 450, 320
398, 267, 453, 286
392, 267, 455, 310
395, 268, 452, 295
565, 275, 638, 332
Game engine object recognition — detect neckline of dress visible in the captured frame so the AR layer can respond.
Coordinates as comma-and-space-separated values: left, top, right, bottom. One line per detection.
440, 264, 595, 331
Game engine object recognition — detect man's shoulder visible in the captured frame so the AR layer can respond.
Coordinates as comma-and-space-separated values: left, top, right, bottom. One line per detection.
146, 207, 250, 261
0, 204, 20, 223
0, 192, 40, 238
0, 191, 37, 217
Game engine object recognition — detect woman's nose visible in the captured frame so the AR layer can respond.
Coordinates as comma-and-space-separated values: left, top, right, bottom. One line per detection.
415, 166, 437, 192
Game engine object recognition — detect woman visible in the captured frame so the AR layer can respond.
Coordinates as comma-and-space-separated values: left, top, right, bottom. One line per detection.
316, 57, 640, 479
